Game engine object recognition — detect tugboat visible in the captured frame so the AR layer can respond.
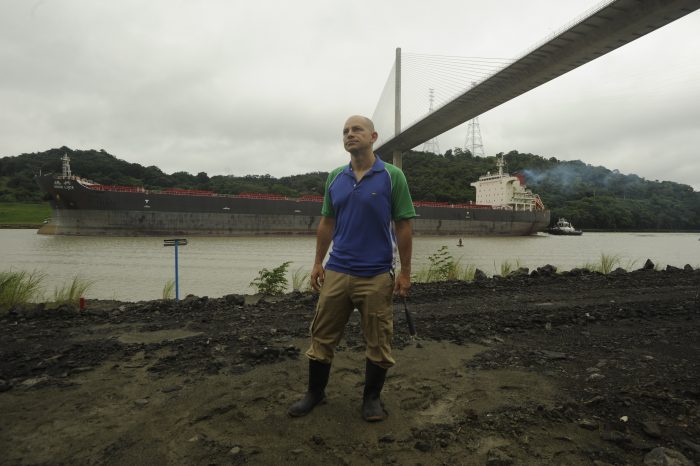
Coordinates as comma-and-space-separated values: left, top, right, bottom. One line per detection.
547, 218, 583, 236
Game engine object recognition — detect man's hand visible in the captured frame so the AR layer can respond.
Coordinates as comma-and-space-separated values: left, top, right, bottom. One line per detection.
311, 263, 325, 292
393, 270, 411, 297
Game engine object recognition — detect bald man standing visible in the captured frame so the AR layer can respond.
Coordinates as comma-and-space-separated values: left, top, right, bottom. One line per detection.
288, 115, 415, 422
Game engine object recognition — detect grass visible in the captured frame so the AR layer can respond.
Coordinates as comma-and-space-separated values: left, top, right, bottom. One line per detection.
52, 275, 94, 306
580, 253, 639, 274
291, 266, 310, 292
0, 202, 51, 225
413, 252, 478, 283
496, 258, 523, 277
162, 279, 175, 300
0, 270, 46, 310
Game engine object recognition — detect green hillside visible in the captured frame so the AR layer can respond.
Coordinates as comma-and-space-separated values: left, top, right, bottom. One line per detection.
1, 146, 698, 231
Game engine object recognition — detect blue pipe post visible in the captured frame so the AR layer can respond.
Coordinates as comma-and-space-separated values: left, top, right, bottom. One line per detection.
164, 238, 187, 302
174, 239, 180, 302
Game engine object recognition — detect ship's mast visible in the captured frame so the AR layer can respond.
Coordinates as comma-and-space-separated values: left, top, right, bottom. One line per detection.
61, 153, 72, 178
496, 153, 504, 176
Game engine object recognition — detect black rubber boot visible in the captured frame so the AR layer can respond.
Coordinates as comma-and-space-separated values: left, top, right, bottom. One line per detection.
362, 359, 388, 422
288, 359, 331, 417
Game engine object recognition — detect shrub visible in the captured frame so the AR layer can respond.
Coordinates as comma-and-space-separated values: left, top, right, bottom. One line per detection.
250, 261, 291, 295
426, 245, 456, 281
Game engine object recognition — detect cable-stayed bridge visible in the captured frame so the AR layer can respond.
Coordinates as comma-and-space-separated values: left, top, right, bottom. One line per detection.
372, 0, 700, 167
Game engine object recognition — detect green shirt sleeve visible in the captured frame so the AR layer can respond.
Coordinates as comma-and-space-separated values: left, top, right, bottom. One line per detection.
386, 164, 416, 220
321, 167, 344, 217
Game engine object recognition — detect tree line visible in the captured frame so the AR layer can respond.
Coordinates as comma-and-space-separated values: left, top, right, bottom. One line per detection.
1, 146, 698, 231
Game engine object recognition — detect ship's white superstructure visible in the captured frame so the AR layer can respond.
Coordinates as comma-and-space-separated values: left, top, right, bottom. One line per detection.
471, 155, 544, 211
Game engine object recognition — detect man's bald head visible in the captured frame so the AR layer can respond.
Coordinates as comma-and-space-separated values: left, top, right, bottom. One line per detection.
343, 115, 378, 156
344, 115, 375, 133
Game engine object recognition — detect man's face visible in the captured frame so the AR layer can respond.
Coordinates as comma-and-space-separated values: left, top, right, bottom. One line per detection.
343, 117, 377, 155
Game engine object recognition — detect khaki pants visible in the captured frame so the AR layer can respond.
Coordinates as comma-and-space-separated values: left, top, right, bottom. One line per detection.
305, 270, 395, 369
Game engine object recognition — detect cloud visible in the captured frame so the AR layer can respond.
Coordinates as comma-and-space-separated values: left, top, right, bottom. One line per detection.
0, 0, 698, 191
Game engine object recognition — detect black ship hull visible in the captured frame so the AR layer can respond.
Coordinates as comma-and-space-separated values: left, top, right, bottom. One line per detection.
36, 175, 550, 236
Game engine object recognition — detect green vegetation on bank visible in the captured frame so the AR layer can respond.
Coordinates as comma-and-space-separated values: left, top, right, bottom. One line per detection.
249, 261, 291, 296
52, 276, 94, 305
2, 251, 695, 311
162, 280, 175, 300
0, 202, 51, 225
1, 146, 699, 231
0, 271, 93, 311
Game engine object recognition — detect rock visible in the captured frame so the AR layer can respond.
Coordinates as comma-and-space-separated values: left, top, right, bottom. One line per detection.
379, 434, 395, 443
20, 376, 50, 387
474, 269, 488, 282
133, 398, 149, 406
683, 264, 694, 272
414, 440, 431, 452
229, 446, 241, 455
665, 265, 681, 273
486, 448, 514, 466
161, 385, 182, 393
0, 379, 11, 392
508, 267, 529, 278
600, 431, 630, 444
535, 264, 557, 277
610, 267, 627, 275
224, 294, 245, 306
643, 447, 693, 466
311, 435, 324, 445
643, 259, 655, 270
641, 421, 662, 438
587, 373, 605, 381
540, 350, 567, 360
577, 418, 599, 430
290, 448, 304, 455
682, 440, 700, 454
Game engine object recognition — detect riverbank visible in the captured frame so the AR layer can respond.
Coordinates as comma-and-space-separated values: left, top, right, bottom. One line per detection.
0, 223, 40, 229
0, 202, 50, 227
1, 266, 699, 465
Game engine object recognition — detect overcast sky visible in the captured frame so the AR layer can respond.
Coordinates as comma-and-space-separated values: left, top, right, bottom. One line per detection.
1, 1, 699, 190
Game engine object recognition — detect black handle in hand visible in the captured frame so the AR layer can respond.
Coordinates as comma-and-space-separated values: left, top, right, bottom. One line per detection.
402, 297, 417, 338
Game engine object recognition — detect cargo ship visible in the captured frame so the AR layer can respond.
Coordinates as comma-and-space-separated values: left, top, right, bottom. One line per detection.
36, 154, 550, 236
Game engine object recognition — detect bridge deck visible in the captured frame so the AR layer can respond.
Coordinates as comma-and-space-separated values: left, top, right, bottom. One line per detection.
376, 0, 700, 158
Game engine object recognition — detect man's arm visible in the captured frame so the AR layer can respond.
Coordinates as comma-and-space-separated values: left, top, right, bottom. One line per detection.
393, 218, 413, 296
311, 216, 335, 291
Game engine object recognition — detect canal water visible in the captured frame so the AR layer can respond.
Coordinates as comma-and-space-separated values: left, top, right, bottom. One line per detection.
1, 229, 698, 301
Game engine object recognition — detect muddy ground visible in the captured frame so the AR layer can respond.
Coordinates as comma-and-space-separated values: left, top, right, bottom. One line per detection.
1, 264, 699, 465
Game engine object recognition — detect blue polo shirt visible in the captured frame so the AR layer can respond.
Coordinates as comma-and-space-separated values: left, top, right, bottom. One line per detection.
321, 156, 415, 277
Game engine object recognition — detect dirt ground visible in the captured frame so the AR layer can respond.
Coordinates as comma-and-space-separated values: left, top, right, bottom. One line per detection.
1, 264, 699, 465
